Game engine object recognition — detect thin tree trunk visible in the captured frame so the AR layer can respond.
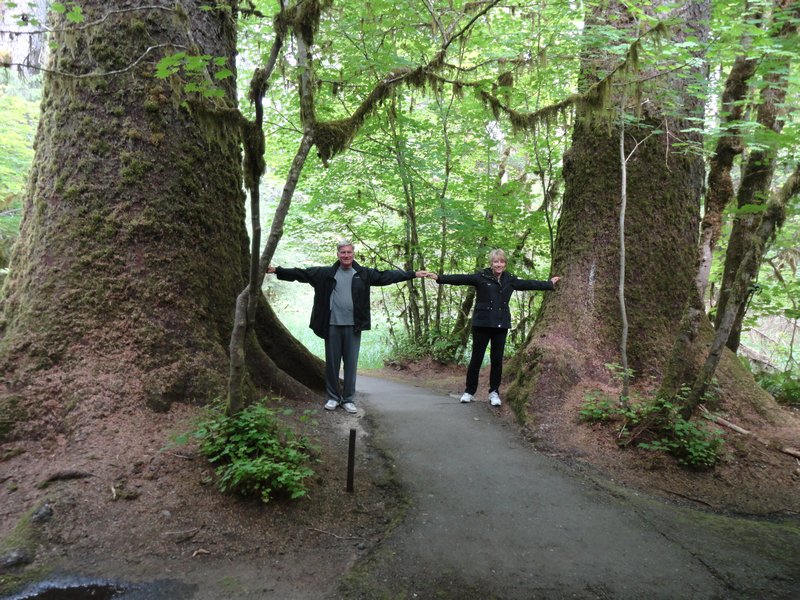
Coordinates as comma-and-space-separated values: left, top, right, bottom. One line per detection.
686, 164, 800, 414
227, 9, 318, 412
618, 111, 630, 400
434, 89, 454, 332
715, 0, 797, 350
696, 55, 758, 300
228, 68, 270, 415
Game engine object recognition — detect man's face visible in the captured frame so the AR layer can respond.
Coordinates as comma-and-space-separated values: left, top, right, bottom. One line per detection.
337, 245, 355, 269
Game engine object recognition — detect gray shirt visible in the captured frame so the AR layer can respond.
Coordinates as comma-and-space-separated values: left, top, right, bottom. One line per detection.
330, 267, 355, 325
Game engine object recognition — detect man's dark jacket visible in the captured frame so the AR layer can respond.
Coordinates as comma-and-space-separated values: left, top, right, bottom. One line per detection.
275, 261, 416, 339
437, 269, 554, 329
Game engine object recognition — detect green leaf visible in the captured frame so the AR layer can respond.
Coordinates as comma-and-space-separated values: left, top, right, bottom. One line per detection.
66, 5, 84, 23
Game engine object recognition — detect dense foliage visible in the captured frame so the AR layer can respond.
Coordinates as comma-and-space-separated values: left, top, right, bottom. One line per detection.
178, 400, 318, 504
0, 72, 39, 274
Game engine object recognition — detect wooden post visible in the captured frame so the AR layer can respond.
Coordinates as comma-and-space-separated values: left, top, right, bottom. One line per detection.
346, 428, 356, 493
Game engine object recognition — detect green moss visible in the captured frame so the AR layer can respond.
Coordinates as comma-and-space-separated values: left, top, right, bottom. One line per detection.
0, 564, 51, 597
62, 186, 82, 202
124, 127, 143, 141
120, 152, 149, 184
0, 504, 54, 595
0, 395, 28, 442
89, 139, 111, 156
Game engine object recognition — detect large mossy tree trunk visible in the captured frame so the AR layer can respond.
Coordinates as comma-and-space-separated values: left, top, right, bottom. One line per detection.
504, 0, 710, 421
0, 1, 323, 439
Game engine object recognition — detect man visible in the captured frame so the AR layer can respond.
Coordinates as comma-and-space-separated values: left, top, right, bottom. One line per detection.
267, 240, 429, 414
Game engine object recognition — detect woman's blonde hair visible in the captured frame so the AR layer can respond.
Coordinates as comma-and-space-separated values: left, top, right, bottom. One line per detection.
488, 249, 507, 264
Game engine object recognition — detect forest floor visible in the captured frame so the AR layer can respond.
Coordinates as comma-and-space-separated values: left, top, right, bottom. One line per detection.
1, 359, 798, 598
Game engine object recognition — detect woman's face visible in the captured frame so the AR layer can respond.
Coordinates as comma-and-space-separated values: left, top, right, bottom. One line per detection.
491, 257, 507, 277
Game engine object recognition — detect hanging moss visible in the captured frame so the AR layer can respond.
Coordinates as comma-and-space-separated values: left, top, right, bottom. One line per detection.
476, 20, 669, 135
241, 120, 265, 191
314, 79, 395, 162
497, 71, 514, 87
283, 0, 333, 45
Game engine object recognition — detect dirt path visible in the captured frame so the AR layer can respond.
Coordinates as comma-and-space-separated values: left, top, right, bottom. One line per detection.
4, 374, 798, 599
338, 376, 800, 600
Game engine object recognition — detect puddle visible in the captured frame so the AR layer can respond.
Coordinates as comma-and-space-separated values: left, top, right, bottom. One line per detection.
6, 576, 197, 600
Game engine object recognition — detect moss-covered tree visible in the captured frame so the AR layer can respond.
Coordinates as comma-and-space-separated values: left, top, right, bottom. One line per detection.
0, 1, 324, 437
502, 0, 721, 420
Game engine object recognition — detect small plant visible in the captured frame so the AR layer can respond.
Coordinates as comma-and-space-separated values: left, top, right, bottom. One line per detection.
579, 385, 725, 468
604, 362, 635, 384
578, 391, 617, 422
637, 393, 725, 469
755, 371, 800, 407
177, 400, 319, 504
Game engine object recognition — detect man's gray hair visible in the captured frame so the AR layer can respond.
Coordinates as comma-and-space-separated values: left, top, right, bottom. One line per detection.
337, 239, 354, 251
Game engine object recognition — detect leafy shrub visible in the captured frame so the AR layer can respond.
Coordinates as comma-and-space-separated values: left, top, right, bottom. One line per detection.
579, 387, 725, 469
578, 391, 617, 422
178, 400, 318, 504
386, 329, 465, 364
755, 371, 800, 407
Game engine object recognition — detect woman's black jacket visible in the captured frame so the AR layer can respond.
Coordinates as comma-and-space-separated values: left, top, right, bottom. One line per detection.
437, 269, 554, 329
275, 261, 416, 339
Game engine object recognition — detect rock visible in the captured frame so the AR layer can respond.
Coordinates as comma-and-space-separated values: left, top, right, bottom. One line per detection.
0, 548, 33, 571
31, 503, 54, 523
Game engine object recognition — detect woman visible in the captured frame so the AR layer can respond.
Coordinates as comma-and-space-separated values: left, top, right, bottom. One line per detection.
430, 249, 560, 406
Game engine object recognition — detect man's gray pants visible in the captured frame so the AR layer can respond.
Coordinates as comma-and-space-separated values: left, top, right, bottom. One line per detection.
325, 325, 362, 405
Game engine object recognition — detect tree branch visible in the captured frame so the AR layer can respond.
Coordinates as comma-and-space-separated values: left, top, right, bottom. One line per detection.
4, 44, 186, 78
0, 5, 175, 35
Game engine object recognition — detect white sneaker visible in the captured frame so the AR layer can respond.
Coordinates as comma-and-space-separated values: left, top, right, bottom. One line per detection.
324, 399, 338, 411
459, 392, 474, 403
489, 391, 501, 406
342, 402, 358, 414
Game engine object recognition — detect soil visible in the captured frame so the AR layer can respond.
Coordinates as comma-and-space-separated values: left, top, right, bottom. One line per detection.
1, 359, 799, 598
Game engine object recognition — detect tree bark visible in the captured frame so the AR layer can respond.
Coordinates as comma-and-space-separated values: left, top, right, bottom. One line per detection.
0, 2, 254, 433
504, 0, 709, 420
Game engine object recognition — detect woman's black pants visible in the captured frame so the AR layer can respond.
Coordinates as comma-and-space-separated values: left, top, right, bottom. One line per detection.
465, 326, 508, 395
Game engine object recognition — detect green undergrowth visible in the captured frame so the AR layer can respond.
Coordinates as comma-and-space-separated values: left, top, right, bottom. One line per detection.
175, 399, 320, 504
754, 371, 800, 407
580, 366, 725, 469
0, 504, 52, 597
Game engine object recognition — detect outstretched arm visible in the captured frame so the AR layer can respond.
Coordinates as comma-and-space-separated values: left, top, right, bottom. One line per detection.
368, 268, 435, 285
268, 265, 321, 284
435, 273, 480, 286
512, 275, 561, 291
